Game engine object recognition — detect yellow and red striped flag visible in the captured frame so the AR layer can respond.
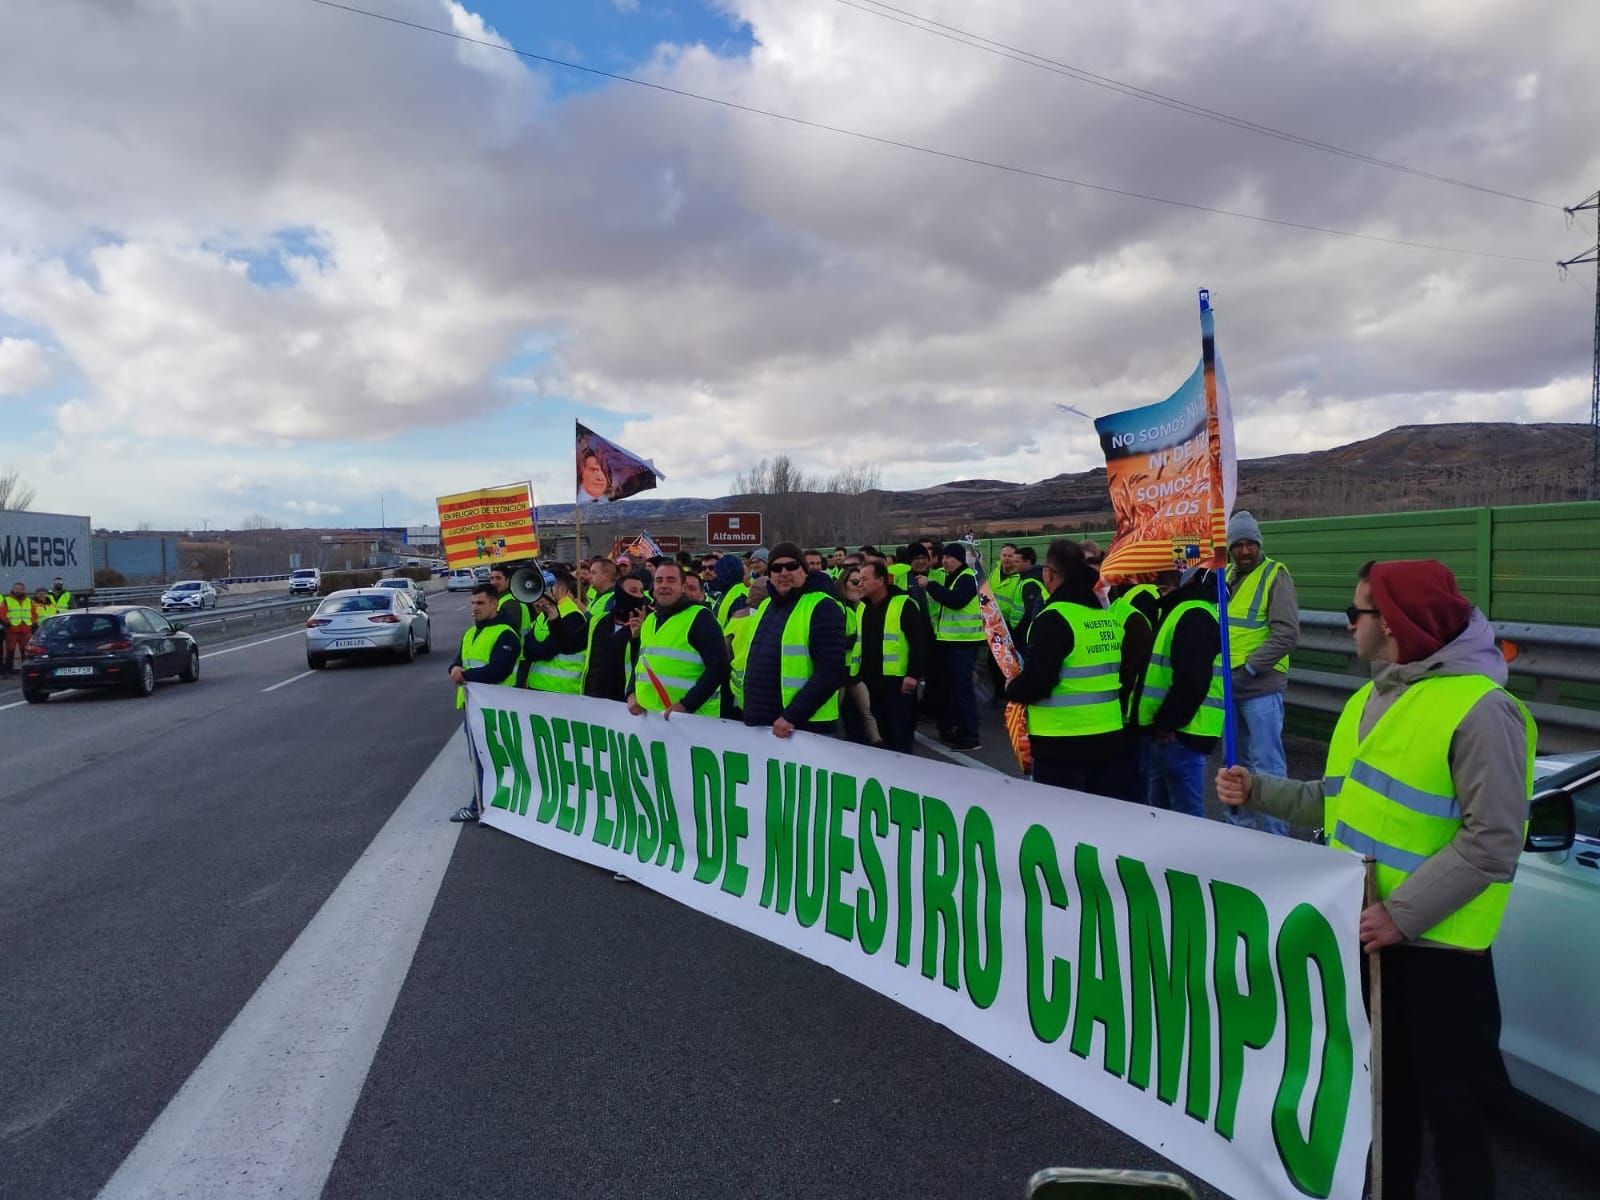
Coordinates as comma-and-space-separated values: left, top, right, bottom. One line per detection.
436, 482, 540, 569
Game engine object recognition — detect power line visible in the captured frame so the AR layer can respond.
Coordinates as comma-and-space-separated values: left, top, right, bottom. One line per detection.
305, 0, 1551, 265
1558, 189, 1599, 499
836, 0, 1562, 211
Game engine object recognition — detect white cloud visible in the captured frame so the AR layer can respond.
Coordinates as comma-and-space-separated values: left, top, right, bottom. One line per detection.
0, 0, 1596, 523
0, 337, 56, 395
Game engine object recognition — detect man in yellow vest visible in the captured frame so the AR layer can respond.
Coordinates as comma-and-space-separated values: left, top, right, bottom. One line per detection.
50, 576, 74, 612
628, 561, 729, 717
857, 560, 931, 754
923, 541, 984, 751
741, 541, 846, 738
523, 568, 587, 694
2, 580, 35, 675
448, 583, 519, 823
1218, 559, 1533, 1200
1223, 510, 1299, 837
1005, 539, 1126, 793
1135, 568, 1222, 817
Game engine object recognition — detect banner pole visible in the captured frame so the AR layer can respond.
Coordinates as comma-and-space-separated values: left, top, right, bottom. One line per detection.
1199, 288, 1239, 768
1366, 858, 1384, 1200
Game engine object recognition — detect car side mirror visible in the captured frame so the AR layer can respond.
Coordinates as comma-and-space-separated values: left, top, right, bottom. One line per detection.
1027, 1169, 1196, 1199
1525, 788, 1576, 854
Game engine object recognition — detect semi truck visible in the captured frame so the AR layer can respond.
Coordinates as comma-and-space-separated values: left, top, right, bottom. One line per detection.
0, 509, 94, 600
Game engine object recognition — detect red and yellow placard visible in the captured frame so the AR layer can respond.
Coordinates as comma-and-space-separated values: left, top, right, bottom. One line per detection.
436, 482, 539, 569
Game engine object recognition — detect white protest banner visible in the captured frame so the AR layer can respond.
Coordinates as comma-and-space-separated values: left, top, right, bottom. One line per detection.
469, 687, 1370, 1200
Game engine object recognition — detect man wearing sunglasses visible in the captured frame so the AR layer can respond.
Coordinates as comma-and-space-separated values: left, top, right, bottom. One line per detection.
1217, 559, 1534, 1200
740, 541, 846, 738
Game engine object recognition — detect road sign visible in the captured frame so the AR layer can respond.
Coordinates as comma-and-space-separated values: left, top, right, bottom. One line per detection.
654, 535, 683, 554
706, 512, 763, 549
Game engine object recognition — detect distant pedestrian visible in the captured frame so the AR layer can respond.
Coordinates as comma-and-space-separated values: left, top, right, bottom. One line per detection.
2, 581, 34, 674
449, 584, 519, 822
1223, 511, 1299, 837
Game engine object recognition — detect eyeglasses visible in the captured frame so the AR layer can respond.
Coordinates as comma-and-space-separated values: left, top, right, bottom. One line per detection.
1345, 606, 1382, 624
770, 560, 803, 573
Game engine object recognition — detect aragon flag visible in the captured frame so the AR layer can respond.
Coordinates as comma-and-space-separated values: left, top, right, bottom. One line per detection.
1092, 290, 1237, 581
576, 422, 664, 506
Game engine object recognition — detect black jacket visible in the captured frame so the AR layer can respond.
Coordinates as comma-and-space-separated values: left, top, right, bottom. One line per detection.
1012, 568, 1049, 647
450, 617, 520, 685
922, 567, 977, 616
742, 572, 846, 729
1148, 582, 1222, 753
583, 614, 636, 702
1004, 583, 1124, 764
630, 597, 730, 715
858, 585, 930, 683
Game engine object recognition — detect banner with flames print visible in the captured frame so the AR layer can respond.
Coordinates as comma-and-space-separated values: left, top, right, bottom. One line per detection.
1092, 291, 1237, 581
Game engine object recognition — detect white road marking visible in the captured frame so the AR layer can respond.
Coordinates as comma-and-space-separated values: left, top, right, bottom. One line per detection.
98, 732, 467, 1200
0, 699, 26, 712
914, 731, 1004, 774
260, 669, 316, 694
203, 629, 308, 658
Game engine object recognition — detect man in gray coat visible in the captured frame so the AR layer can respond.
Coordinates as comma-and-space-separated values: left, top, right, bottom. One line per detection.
1223, 510, 1299, 836
1217, 559, 1533, 1200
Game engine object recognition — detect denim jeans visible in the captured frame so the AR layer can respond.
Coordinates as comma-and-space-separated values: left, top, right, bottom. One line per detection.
1226, 691, 1290, 836
1144, 736, 1206, 818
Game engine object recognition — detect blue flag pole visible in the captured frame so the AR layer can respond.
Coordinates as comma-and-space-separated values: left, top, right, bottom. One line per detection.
1198, 288, 1239, 767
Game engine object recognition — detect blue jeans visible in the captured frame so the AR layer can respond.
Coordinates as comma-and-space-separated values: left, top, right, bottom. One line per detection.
1227, 692, 1290, 836
1145, 736, 1206, 818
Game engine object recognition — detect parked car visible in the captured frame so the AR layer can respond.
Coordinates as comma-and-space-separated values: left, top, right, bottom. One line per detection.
305, 588, 431, 668
288, 568, 321, 595
375, 575, 428, 611
1497, 751, 1600, 1132
446, 568, 477, 592
160, 579, 218, 611
20, 606, 200, 701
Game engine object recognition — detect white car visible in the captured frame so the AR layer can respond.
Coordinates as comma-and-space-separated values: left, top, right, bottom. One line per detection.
288, 568, 321, 595
160, 580, 217, 611
446, 568, 477, 592
1496, 752, 1600, 1131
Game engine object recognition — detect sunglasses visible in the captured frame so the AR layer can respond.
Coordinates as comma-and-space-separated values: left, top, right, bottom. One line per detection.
1345, 606, 1382, 624
770, 560, 803, 573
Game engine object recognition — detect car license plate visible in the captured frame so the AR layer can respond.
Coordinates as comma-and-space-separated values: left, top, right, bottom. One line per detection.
55, 666, 95, 677
329, 638, 367, 649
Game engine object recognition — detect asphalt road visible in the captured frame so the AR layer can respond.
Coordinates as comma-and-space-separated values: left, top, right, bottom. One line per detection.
1, 615, 1591, 1199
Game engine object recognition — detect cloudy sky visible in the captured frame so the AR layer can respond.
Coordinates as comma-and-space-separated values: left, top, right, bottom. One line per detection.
2, 0, 1596, 530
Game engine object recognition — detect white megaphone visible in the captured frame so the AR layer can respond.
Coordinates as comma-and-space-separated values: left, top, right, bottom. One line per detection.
507, 560, 546, 604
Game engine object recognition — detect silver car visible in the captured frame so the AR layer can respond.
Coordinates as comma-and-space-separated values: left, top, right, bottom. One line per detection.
161, 580, 217, 611
304, 588, 431, 669
1496, 752, 1600, 1131
374, 575, 428, 612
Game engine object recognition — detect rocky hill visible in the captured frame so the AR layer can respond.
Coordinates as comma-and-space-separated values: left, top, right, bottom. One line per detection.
549, 422, 1593, 541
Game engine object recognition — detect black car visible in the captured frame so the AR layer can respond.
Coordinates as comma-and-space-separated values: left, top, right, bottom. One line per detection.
20, 606, 200, 703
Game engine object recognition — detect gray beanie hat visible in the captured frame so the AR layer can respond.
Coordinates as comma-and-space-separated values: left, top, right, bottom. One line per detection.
1226, 510, 1263, 548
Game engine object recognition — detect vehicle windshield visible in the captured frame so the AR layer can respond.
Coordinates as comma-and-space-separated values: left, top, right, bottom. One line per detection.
377, 579, 407, 588
291, 570, 318, 579
170, 582, 200, 591
39, 613, 122, 639
317, 595, 393, 614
